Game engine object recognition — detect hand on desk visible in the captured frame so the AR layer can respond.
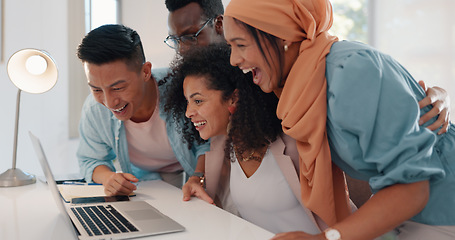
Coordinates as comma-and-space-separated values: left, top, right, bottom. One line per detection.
102, 172, 138, 196
92, 165, 138, 196
182, 176, 214, 204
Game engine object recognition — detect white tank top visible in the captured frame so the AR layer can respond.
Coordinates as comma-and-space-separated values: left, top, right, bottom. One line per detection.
230, 148, 320, 234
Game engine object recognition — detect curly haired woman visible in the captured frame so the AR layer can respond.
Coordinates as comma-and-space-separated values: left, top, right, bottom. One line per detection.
162, 43, 336, 234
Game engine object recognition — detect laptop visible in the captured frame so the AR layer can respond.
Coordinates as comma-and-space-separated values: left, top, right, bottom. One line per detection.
29, 131, 185, 240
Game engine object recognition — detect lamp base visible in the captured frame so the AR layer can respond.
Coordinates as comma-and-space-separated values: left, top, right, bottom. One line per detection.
0, 168, 36, 187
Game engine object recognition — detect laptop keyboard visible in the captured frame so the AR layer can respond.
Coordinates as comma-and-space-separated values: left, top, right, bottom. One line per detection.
70, 205, 138, 236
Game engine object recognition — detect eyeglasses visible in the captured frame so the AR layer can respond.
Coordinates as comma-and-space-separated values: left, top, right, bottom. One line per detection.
164, 18, 213, 49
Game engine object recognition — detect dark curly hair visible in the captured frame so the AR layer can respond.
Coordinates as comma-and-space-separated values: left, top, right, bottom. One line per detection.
162, 43, 282, 161
165, 0, 224, 20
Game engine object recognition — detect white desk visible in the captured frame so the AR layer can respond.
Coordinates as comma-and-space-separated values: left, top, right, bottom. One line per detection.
0, 180, 274, 240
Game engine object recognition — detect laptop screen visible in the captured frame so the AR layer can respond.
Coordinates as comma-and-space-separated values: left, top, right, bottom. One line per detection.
29, 131, 80, 239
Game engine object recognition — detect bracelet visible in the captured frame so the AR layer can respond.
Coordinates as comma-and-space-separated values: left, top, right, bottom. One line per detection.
191, 172, 205, 188
192, 172, 204, 178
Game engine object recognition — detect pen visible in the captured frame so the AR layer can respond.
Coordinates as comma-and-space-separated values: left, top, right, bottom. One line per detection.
62, 181, 84, 185
62, 181, 102, 185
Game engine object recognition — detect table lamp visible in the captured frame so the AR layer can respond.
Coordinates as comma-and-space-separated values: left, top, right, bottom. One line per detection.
0, 49, 58, 187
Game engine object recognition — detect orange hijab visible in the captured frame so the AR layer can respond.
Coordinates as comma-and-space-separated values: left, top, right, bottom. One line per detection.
225, 0, 350, 226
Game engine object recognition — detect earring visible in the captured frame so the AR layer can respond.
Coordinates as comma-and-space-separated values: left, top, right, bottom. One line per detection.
228, 106, 237, 114
284, 45, 289, 52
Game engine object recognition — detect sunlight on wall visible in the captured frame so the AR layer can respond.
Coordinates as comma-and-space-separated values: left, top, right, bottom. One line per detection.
90, 0, 118, 30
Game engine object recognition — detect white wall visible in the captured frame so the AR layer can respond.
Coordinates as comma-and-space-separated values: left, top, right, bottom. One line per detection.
0, 0, 80, 178
120, 0, 175, 69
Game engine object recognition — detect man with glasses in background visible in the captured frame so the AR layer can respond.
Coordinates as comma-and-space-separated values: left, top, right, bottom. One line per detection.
164, 0, 225, 54
164, 17, 213, 51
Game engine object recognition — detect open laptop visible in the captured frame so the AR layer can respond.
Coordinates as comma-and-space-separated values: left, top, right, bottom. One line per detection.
29, 131, 185, 240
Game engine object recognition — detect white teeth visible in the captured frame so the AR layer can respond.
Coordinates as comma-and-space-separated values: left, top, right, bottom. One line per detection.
194, 121, 206, 127
242, 68, 254, 74
112, 104, 127, 112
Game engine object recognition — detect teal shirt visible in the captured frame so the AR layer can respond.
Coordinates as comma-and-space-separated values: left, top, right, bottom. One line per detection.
325, 41, 455, 225
77, 68, 210, 183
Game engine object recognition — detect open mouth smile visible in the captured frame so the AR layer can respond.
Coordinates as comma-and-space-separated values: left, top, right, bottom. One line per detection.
112, 104, 128, 113
193, 121, 207, 129
242, 67, 260, 85
242, 67, 255, 74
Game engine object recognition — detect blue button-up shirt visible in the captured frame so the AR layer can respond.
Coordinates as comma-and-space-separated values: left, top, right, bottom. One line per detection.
325, 41, 455, 225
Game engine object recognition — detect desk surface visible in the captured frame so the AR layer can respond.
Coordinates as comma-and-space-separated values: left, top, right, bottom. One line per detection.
0, 180, 274, 240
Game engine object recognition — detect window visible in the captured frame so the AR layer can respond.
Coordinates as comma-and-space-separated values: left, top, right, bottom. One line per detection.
85, 0, 119, 33
330, 0, 454, 120
330, 0, 368, 43
69, 0, 120, 138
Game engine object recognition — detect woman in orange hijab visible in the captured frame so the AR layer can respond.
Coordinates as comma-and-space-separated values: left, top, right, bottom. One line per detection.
224, 0, 455, 239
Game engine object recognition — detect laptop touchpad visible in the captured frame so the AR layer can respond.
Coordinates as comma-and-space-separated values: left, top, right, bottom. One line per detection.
127, 210, 163, 221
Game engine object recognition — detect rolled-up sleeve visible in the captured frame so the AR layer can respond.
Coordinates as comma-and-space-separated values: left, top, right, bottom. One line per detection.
326, 45, 445, 193
77, 96, 116, 182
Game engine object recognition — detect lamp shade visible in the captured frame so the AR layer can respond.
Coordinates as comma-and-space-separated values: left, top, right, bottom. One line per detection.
7, 49, 58, 94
